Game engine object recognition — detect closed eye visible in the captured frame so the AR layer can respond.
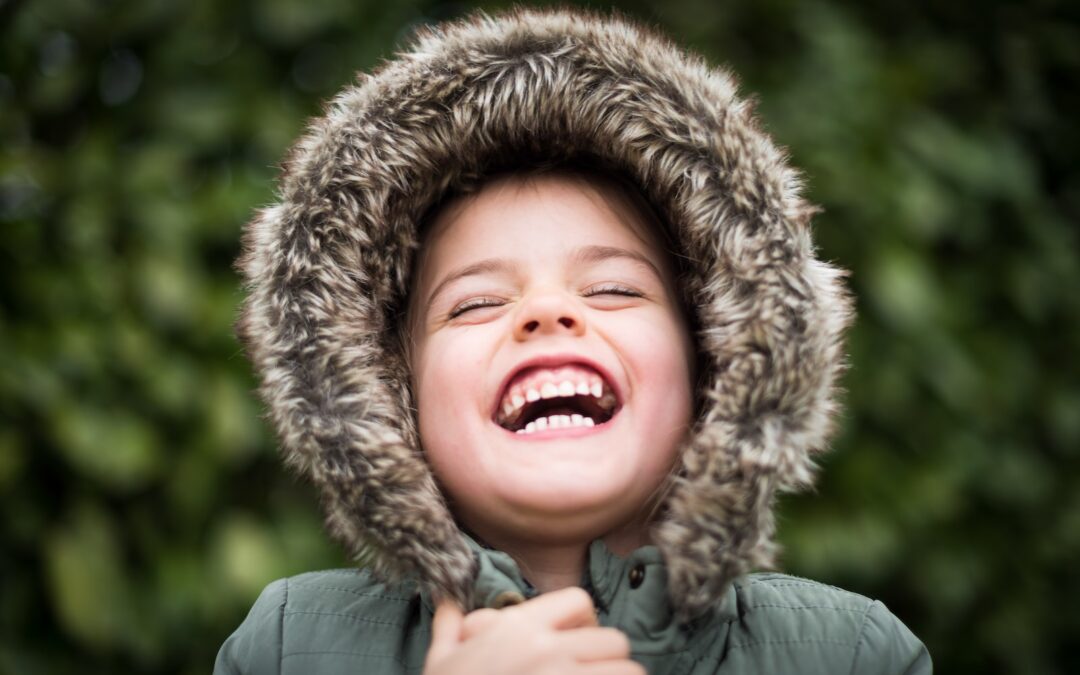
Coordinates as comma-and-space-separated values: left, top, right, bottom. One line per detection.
583, 283, 643, 298
449, 284, 644, 319
448, 297, 505, 319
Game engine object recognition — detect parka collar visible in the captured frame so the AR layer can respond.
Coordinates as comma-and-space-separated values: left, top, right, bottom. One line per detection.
418, 533, 739, 648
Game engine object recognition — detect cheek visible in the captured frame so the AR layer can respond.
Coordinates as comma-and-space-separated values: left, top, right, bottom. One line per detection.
609, 315, 695, 492
415, 349, 468, 489
413, 332, 492, 461
417, 328, 481, 385
417, 339, 466, 425
623, 313, 696, 470
621, 312, 695, 397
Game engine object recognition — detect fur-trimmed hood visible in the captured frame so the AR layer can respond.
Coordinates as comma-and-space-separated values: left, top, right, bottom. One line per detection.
234, 6, 854, 622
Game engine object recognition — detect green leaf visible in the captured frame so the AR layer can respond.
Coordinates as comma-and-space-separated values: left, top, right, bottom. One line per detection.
44, 504, 135, 650
51, 404, 162, 492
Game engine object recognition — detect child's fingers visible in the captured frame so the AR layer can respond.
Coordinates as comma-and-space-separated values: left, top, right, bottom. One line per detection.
557, 627, 632, 662
511, 586, 599, 630
461, 608, 500, 640
425, 599, 464, 667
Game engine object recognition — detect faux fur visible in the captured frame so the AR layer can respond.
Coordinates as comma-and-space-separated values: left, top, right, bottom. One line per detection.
234, 5, 855, 622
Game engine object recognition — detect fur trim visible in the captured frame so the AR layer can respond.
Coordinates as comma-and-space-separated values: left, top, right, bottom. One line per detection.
234, 5, 855, 621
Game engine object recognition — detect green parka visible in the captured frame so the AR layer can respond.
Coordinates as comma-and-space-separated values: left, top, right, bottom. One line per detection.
218, 5, 931, 673
215, 535, 929, 674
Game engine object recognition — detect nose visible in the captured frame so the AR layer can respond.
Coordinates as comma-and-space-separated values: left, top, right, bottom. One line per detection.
513, 289, 586, 341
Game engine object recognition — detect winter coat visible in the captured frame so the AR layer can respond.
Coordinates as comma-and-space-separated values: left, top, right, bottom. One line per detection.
218, 5, 931, 673
215, 535, 929, 674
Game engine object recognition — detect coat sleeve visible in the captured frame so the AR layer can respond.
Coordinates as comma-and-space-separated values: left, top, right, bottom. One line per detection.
213, 578, 288, 675
851, 600, 932, 675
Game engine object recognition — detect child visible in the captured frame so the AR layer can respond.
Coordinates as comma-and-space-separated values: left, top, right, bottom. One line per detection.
216, 7, 931, 674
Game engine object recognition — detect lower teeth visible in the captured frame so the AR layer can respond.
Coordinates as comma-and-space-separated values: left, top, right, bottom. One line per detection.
515, 414, 596, 434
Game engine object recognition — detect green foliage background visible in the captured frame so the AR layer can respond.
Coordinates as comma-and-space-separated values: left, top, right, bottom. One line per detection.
2, 0, 1077, 673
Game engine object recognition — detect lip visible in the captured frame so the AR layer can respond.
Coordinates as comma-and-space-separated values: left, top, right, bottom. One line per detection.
491, 352, 623, 422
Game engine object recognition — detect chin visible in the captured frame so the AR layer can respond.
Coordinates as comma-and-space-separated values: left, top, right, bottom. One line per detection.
484, 481, 649, 536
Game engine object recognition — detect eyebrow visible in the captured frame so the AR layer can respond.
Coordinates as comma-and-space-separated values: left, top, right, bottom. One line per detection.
424, 245, 663, 310
425, 258, 515, 311
574, 245, 663, 281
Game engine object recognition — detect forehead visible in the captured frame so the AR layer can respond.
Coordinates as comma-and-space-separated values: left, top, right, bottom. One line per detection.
415, 171, 673, 284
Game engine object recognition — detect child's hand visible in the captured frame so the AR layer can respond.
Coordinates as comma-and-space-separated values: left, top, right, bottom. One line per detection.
423, 587, 645, 675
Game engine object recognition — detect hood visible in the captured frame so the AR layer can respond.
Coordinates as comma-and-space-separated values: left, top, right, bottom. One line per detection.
234, 6, 854, 622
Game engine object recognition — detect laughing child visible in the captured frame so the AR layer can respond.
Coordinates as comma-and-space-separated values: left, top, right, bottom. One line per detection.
215, 7, 931, 674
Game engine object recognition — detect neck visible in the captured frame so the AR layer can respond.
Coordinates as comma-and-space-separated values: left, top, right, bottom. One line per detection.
507, 541, 589, 593
475, 520, 652, 594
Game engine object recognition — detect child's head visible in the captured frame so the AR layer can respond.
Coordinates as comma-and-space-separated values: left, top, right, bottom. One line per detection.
404, 162, 698, 549
235, 6, 855, 616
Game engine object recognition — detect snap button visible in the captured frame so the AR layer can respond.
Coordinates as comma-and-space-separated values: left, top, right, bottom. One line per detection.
491, 591, 526, 608
628, 564, 645, 589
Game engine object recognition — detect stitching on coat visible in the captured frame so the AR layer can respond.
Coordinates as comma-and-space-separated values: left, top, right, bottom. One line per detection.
288, 583, 413, 603
747, 574, 846, 587
665, 651, 695, 673
684, 650, 722, 669
750, 573, 846, 585
847, 600, 877, 675
747, 603, 864, 612
728, 638, 857, 650
284, 610, 407, 628
631, 649, 700, 660
279, 579, 287, 666
282, 650, 411, 668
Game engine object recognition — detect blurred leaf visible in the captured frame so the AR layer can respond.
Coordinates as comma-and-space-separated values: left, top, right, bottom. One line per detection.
251, 0, 355, 46
150, 86, 238, 147
44, 504, 135, 650
0, 431, 25, 490
865, 246, 941, 331
1047, 388, 1080, 456
903, 114, 1036, 201
203, 369, 262, 462
51, 404, 163, 492
210, 514, 282, 599
781, 508, 901, 584
976, 443, 1054, 510
133, 251, 204, 328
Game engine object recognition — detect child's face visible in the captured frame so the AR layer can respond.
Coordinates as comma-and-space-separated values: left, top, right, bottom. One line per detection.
408, 173, 695, 546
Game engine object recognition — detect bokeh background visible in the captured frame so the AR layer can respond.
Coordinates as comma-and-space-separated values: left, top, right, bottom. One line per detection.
2, 0, 1078, 673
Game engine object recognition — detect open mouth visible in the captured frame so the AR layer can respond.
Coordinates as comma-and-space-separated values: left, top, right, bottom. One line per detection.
493, 363, 622, 435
